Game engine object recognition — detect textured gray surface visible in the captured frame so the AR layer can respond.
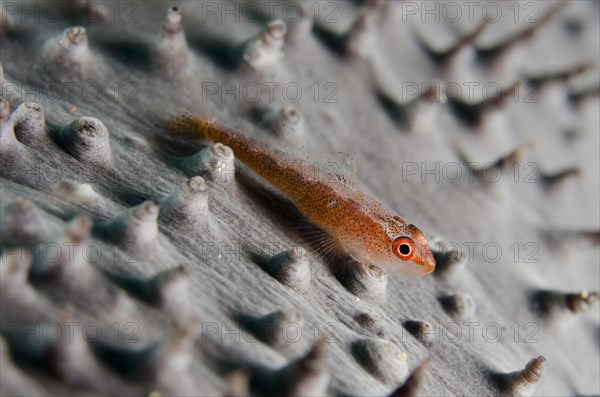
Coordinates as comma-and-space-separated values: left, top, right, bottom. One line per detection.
1, 0, 599, 396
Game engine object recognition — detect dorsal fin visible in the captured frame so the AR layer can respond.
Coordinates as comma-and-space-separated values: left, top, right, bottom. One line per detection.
324, 151, 359, 191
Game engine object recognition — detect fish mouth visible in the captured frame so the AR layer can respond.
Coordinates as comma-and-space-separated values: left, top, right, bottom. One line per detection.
418, 254, 436, 275
421, 265, 435, 275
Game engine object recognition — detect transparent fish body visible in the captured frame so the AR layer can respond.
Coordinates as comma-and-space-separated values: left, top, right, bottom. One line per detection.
168, 115, 436, 275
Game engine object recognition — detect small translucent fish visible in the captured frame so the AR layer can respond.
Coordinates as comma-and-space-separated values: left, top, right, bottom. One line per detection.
167, 114, 435, 275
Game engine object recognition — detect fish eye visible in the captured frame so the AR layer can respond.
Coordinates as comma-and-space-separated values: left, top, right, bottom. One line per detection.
392, 237, 415, 260
399, 244, 411, 255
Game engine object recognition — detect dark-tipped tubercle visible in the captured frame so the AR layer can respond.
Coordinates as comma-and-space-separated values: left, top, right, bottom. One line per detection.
146, 319, 202, 394
388, 357, 432, 397
162, 7, 185, 43
258, 246, 311, 292
0, 197, 62, 244
403, 320, 435, 347
182, 143, 236, 185
145, 266, 191, 313
446, 81, 522, 128
159, 176, 209, 233
91, 319, 200, 394
354, 312, 385, 337
0, 337, 47, 396
565, 290, 599, 313
439, 293, 476, 320
476, 2, 566, 61
55, 182, 104, 206
344, 0, 381, 59
100, 200, 160, 253
429, 236, 467, 279
261, 106, 305, 138
494, 356, 546, 397
239, 309, 304, 350
492, 143, 530, 170
151, 318, 200, 373
49, 316, 91, 374
64, 214, 94, 243
47, 315, 128, 392
11, 102, 47, 146
156, 6, 189, 75
29, 215, 93, 279
285, 9, 313, 43
0, 248, 33, 291
0, 249, 58, 325
539, 168, 580, 188
263, 339, 330, 397
352, 338, 409, 385
377, 81, 444, 132
241, 19, 287, 73
56, 117, 113, 165
419, 17, 489, 65
23, 216, 129, 313
105, 265, 191, 314
40, 26, 90, 81
312, 0, 381, 59
0, 97, 18, 151
527, 63, 592, 86
336, 260, 387, 302
542, 228, 600, 249
0, 100, 39, 185
531, 289, 599, 317
568, 84, 600, 106
460, 143, 531, 183
517, 2, 567, 40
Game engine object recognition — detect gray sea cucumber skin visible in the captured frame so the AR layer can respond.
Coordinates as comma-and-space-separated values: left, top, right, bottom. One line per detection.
1, 1, 599, 396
